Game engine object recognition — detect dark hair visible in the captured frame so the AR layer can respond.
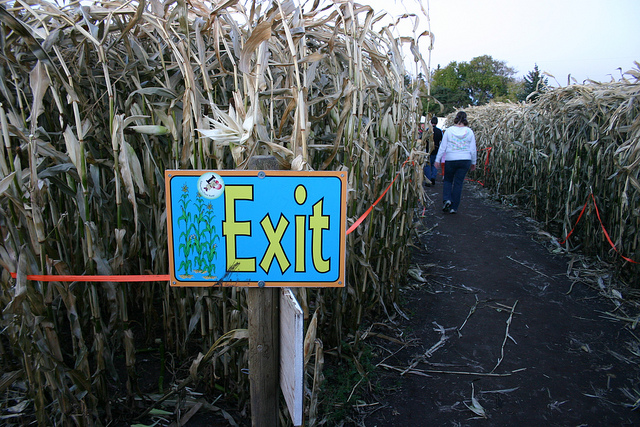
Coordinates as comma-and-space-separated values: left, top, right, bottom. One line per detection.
431, 117, 438, 125
453, 111, 468, 126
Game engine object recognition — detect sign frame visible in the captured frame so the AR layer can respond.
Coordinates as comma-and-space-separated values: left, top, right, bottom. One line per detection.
165, 169, 347, 287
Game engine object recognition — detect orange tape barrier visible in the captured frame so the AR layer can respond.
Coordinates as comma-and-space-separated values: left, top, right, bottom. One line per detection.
465, 146, 492, 187
483, 147, 493, 170
559, 193, 638, 264
6, 159, 415, 281
558, 197, 589, 245
9, 272, 170, 282
346, 159, 414, 235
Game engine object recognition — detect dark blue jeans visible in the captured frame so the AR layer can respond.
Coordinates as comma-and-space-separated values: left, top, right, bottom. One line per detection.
426, 154, 438, 182
443, 160, 471, 211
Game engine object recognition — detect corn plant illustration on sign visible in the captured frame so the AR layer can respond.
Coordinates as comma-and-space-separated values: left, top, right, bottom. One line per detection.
165, 170, 347, 287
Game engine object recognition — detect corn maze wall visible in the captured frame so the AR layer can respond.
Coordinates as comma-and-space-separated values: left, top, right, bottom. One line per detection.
464, 75, 640, 285
0, 0, 430, 424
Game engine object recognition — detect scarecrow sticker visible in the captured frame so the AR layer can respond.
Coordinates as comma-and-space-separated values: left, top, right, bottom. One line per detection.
197, 172, 225, 199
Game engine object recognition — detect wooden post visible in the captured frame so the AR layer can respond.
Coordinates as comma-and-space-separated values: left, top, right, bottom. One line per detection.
247, 155, 281, 427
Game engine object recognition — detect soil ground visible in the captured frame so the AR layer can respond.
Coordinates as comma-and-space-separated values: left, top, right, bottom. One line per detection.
361, 181, 640, 427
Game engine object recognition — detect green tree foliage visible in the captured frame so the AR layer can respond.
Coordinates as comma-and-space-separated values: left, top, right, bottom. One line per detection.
518, 64, 549, 102
423, 62, 468, 115
424, 55, 516, 115
464, 55, 516, 105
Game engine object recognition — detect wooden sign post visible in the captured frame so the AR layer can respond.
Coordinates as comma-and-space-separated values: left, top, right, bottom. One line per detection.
247, 155, 281, 427
247, 285, 280, 426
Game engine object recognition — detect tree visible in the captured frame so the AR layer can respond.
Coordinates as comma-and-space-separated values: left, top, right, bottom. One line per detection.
423, 62, 471, 115
425, 55, 516, 114
463, 55, 516, 105
518, 64, 549, 102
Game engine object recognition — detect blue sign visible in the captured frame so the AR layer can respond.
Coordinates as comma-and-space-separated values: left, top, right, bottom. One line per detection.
165, 170, 347, 287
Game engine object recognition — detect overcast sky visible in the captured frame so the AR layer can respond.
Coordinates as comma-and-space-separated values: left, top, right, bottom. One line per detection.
359, 0, 640, 85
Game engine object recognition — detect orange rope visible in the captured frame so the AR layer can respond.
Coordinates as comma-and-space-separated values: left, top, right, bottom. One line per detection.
346, 159, 413, 235
559, 193, 638, 264
6, 160, 416, 280
589, 193, 638, 264
558, 197, 589, 245
17, 161, 634, 281
9, 272, 169, 282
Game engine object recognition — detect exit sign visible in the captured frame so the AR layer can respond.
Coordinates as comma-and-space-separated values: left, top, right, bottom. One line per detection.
165, 170, 347, 287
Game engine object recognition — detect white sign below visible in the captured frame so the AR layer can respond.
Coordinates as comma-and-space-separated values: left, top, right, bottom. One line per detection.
280, 288, 304, 426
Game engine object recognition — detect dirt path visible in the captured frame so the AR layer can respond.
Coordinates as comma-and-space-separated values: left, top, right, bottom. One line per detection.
363, 182, 640, 426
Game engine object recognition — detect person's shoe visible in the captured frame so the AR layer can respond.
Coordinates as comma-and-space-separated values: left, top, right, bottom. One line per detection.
442, 200, 451, 213
449, 209, 457, 214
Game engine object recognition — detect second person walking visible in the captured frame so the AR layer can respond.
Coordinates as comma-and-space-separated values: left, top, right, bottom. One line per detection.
435, 111, 477, 214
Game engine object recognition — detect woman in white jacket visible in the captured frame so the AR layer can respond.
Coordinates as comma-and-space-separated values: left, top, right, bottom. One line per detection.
435, 111, 477, 214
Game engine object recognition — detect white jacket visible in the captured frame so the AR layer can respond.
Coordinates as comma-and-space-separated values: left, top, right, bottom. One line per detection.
435, 125, 477, 165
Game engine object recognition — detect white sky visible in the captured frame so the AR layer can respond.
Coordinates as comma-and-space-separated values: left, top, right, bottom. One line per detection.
358, 0, 640, 85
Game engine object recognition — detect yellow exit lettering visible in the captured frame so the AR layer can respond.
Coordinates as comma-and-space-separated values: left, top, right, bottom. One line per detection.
222, 184, 331, 276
